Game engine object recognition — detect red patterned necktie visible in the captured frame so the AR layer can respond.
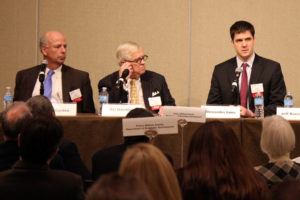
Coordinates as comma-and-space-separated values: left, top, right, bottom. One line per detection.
240, 63, 248, 108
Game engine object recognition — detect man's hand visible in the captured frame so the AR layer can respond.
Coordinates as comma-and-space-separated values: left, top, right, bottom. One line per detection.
240, 106, 254, 117
119, 62, 133, 80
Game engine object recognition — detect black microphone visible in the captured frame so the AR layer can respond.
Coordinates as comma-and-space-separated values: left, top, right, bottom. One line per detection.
231, 67, 242, 92
116, 69, 130, 87
39, 60, 47, 95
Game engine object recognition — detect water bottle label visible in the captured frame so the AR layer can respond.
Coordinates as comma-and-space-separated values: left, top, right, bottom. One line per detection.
284, 99, 294, 106
99, 95, 108, 102
4, 95, 13, 101
254, 98, 264, 105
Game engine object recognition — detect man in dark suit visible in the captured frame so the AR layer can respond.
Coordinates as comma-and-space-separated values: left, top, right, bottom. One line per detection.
207, 21, 286, 117
0, 115, 84, 200
98, 41, 175, 112
92, 108, 173, 180
13, 31, 95, 113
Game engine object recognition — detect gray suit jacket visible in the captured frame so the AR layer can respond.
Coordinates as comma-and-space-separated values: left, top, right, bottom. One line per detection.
207, 54, 286, 116
13, 64, 95, 113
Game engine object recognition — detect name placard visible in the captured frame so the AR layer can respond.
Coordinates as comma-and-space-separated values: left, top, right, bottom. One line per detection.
102, 104, 144, 117
162, 106, 206, 123
201, 105, 240, 118
52, 103, 77, 116
122, 117, 178, 136
277, 107, 300, 120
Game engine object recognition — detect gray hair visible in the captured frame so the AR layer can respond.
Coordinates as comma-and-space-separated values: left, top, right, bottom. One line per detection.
116, 41, 140, 65
261, 115, 295, 158
39, 33, 48, 50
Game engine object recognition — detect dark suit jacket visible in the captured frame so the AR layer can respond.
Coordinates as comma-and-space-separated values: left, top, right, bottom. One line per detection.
0, 160, 84, 200
98, 70, 175, 110
207, 54, 286, 116
14, 64, 95, 113
92, 138, 174, 180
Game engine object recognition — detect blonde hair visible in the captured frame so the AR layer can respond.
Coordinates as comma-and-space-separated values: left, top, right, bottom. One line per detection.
119, 143, 182, 200
116, 41, 140, 64
261, 115, 295, 158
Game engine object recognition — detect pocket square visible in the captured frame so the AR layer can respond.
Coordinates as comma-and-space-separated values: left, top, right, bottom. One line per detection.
152, 91, 160, 96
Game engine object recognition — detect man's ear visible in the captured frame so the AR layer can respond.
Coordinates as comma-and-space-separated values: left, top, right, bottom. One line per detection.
119, 60, 125, 66
41, 45, 48, 56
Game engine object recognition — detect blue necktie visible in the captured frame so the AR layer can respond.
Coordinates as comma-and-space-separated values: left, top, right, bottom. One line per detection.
44, 70, 55, 99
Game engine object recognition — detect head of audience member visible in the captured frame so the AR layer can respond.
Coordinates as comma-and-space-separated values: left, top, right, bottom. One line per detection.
40, 31, 67, 70
124, 108, 154, 145
230, 20, 255, 62
19, 115, 63, 164
86, 173, 153, 200
119, 143, 182, 200
182, 120, 268, 200
26, 95, 55, 117
116, 42, 147, 79
271, 179, 300, 200
261, 115, 295, 162
1, 102, 31, 141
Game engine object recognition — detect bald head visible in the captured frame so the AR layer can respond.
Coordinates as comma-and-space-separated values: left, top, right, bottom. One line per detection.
1, 102, 32, 140
40, 31, 67, 69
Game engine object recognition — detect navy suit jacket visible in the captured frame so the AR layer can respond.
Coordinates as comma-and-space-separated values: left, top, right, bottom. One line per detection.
98, 70, 175, 110
13, 64, 95, 113
207, 54, 286, 116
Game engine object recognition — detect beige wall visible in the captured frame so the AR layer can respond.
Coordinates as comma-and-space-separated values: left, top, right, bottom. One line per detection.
1, 0, 300, 111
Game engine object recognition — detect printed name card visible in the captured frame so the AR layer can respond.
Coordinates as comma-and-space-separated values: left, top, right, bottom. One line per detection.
52, 103, 77, 116
201, 105, 240, 118
277, 107, 300, 120
162, 106, 206, 123
122, 117, 178, 136
102, 104, 144, 117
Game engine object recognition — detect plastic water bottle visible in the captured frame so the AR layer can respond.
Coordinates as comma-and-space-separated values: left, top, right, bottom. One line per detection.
3, 86, 13, 110
284, 92, 294, 107
254, 92, 264, 119
99, 87, 109, 116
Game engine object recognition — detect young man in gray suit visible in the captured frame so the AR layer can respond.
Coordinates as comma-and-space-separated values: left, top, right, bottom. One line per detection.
207, 21, 286, 117
13, 31, 95, 113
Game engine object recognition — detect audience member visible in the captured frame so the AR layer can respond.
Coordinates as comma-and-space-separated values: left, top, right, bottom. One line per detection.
86, 173, 153, 200
178, 121, 269, 200
255, 115, 300, 186
92, 108, 173, 180
119, 143, 182, 200
0, 115, 84, 200
26, 95, 92, 183
0, 102, 31, 171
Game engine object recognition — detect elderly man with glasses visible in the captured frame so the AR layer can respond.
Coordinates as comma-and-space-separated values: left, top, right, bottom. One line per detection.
98, 41, 175, 112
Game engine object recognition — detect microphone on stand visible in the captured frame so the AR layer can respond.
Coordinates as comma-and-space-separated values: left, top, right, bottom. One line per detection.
39, 60, 47, 95
232, 67, 242, 92
116, 69, 130, 88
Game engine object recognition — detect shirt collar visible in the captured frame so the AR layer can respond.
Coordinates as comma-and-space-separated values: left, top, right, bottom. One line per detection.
45, 65, 62, 74
236, 53, 255, 69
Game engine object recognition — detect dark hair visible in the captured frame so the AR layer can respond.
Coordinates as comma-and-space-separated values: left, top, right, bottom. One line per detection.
124, 108, 154, 144
26, 95, 54, 117
1, 102, 31, 138
181, 121, 269, 200
271, 179, 300, 200
230, 20, 255, 40
19, 115, 63, 164
86, 173, 153, 200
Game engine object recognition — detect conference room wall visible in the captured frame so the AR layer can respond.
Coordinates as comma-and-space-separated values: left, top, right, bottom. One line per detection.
1, 0, 300, 112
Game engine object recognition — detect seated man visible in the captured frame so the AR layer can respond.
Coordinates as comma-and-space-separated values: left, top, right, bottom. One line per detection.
206, 21, 286, 117
98, 41, 175, 112
26, 95, 91, 182
92, 108, 173, 180
0, 115, 84, 199
13, 31, 95, 113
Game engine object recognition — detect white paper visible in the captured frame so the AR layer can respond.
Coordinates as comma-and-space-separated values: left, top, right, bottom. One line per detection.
52, 103, 77, 116
277, 107, 300, 120
201, 105, 240, 118
102, 103, 144, 117
162, 106, 206, 123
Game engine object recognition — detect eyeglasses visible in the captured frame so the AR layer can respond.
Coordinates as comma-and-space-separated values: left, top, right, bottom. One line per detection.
125, 55, 148, 64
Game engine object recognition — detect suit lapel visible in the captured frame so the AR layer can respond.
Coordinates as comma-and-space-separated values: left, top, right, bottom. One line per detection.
141, 72, 151, 108
249, 54, 263, 85
227, 58, 238, 86
61, 65, 70, 102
